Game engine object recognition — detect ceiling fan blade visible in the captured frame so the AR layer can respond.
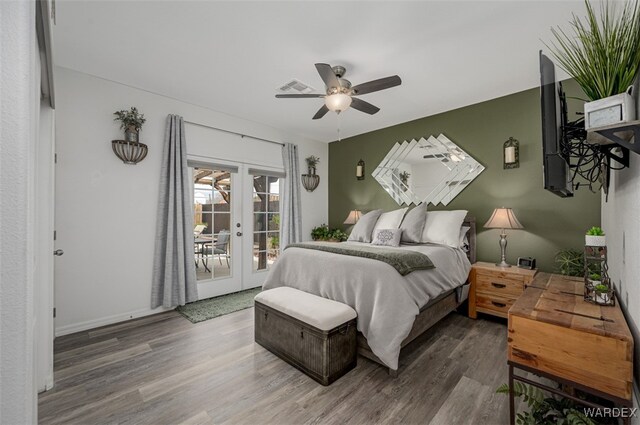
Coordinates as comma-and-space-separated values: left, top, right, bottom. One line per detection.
315, 63, 340, 89
351, 75, 402, 95
275, 94, 324, 98
312, 105, 330, 120
350, 97, 380, 115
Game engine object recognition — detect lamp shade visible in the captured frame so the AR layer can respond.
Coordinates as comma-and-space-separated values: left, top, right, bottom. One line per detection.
343, 209, 362, 225
325, 93, 352, 112
484, 207, 524, 230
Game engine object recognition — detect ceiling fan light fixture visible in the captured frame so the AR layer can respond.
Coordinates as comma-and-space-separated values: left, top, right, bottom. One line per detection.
325, 93, 352, 113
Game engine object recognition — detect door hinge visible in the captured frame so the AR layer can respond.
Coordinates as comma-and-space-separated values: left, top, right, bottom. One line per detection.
54, 230, 57, 241
54, 153, 57, 164
53, 308, 56, 318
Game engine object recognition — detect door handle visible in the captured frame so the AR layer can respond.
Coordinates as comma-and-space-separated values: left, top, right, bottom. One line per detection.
53, 249, 64, 256
236, 232, 242, 237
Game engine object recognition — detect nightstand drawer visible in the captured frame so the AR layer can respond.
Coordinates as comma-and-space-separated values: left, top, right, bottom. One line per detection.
476, 274, 523, 297
476, 293, 517, 318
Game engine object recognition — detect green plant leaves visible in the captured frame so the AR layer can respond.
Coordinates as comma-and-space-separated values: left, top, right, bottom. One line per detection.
546, 0, 640, 101
497, 382, 596, 425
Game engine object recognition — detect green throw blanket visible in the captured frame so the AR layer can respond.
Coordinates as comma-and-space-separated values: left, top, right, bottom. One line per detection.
285, 242, 435, 276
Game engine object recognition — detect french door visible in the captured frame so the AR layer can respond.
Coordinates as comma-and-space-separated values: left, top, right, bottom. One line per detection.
189, 159, 282, 299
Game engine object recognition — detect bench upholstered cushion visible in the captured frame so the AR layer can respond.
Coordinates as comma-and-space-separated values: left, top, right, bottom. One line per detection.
255, 287, 356, 331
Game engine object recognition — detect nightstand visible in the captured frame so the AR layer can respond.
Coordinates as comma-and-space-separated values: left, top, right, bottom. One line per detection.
468, 262, 537, 319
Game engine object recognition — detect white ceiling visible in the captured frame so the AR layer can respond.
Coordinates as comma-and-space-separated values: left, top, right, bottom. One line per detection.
52, 1, 587, 143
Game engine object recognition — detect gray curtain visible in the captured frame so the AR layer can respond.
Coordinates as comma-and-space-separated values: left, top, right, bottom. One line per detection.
151, 115, 198, 308
281, 143, 303, 249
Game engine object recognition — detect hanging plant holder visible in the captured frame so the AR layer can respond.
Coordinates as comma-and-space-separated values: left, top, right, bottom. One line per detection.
301, 174, 320, 192
112, 139, 148, 165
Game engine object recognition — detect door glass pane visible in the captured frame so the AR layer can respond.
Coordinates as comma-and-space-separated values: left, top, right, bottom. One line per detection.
252, 174, 281, 272
254, 213, 266, 232
194, 168, 232, 281
267, 213, 280, 231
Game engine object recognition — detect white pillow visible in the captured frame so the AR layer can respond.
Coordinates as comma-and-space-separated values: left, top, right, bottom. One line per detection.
421, 210, 468, 247
373, 208, 408, 233
371, 229, 402, 247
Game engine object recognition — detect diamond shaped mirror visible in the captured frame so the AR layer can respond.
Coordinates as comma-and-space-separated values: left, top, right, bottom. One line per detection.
372, 134, 485, 206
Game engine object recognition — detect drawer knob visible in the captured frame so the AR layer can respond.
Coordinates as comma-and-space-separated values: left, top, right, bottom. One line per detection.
491, 282, 507, 289
491, 301, 507, 308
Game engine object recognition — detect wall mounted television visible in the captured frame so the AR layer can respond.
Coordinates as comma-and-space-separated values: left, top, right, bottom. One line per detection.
539, 51, 574, 198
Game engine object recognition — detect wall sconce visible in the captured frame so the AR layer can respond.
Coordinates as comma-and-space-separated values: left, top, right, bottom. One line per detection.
356, 159, 365, 180
301, 174, 320, 192
503, 137, 520, 169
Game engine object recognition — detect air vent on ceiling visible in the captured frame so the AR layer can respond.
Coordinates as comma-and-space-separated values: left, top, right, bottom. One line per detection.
277, 79, 315, 94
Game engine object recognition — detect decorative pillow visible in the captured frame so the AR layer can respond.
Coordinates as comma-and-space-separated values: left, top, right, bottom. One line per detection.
371, 229, 402, 247
347, 209, 383, 243
400, 203, 427, 243
421, 210, 468, 247
459, 225, 471, 251
372, 208, 408, 233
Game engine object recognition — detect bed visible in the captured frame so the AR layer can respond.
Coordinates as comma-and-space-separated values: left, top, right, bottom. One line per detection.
262, 215, 476, 375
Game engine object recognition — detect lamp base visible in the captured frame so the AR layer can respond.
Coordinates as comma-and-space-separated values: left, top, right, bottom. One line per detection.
495, 261, 511, 268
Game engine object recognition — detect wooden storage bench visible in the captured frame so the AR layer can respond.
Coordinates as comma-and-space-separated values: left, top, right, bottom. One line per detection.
254, 287, 357, 386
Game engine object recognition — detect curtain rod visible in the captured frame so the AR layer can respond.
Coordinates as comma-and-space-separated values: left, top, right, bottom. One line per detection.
184, 120, 285, 147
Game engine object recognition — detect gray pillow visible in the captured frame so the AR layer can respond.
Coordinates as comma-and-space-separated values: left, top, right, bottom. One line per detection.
347, 209, 383, 243
400, 203, 427, 243
371, 229, 401, 247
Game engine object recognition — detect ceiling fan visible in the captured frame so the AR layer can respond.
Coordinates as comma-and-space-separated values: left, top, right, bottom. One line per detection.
275, 63, 402, 120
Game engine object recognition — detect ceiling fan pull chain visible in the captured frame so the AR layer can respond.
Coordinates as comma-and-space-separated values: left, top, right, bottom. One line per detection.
337, 113, 342, 141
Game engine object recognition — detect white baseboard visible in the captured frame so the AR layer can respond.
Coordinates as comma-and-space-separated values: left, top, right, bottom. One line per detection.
55, 306, 173, 337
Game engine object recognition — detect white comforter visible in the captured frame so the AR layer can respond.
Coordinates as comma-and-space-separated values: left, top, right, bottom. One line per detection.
262, 242, 471, 370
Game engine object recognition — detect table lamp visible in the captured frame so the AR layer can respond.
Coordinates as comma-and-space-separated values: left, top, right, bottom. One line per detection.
343, 210, 362, 225
484, 207, 523, 267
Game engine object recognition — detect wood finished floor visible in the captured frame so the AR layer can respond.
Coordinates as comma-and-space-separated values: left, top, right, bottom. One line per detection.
39, 309, 511, 425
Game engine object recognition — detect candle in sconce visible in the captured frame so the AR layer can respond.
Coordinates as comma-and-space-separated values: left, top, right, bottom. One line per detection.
505, 146, 516, 163
356, 165, 363, 177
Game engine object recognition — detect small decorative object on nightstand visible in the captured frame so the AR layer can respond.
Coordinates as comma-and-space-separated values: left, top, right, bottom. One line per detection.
468, 262, 537, 319
484, 207, 524, 267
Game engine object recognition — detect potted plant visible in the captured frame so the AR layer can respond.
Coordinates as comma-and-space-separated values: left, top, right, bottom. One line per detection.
327, 229, 348, 242
305, 156, 320, 175
585, 226, 605, 246
546, 0, 640, 130
310, 225, 347, 242
311, 224, 330, 241
554, 249, 585, 276
114, 107, 146, 142
594, 283, 611, 304
588, 272, 601, 286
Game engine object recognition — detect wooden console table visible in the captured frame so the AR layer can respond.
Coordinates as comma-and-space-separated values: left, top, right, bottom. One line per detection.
508, 273, 634, 424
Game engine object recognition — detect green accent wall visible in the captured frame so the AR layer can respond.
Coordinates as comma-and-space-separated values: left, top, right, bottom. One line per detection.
328, 82, 600, 272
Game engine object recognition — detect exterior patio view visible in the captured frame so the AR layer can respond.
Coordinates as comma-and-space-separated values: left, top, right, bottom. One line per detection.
193, 168, 280, 282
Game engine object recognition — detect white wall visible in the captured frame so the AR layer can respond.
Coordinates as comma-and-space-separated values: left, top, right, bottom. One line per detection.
601, 91, 640, 420
54, 67, 328, 335
0, 0, 39, 422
